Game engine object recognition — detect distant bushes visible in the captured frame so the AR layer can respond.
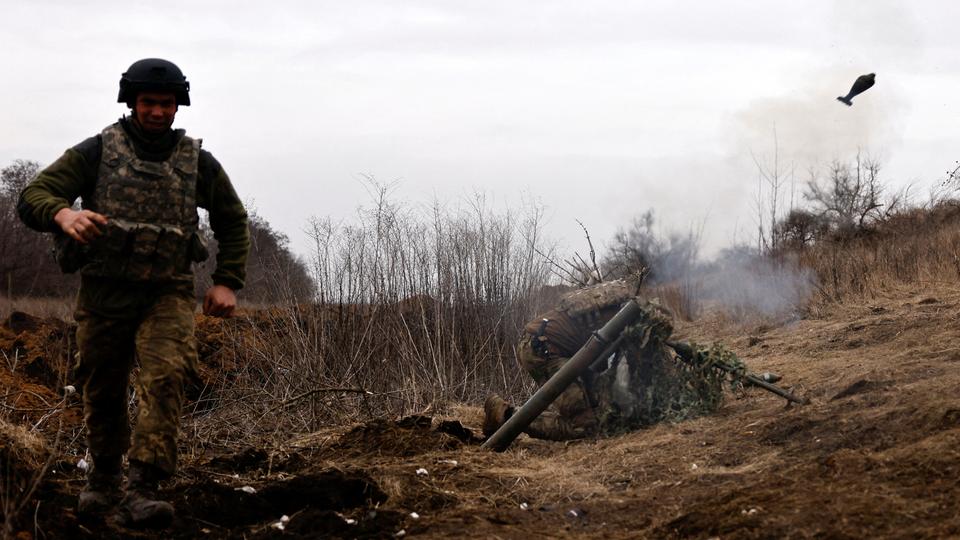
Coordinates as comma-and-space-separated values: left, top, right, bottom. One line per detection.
767, 154, 960, 303
796, 201, 960, 302
753, 153, 960, 305
0, 160, 77, 298
194, 211, 316, 304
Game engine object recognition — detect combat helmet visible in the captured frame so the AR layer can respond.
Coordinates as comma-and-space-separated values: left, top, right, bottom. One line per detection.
118, 58, 190, 106
558, 279, 633, 320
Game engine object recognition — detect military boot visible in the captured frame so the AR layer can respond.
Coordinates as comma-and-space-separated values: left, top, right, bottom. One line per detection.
483, 394, 514, 437
115, 461, 175, 529
77, 455, 123, 516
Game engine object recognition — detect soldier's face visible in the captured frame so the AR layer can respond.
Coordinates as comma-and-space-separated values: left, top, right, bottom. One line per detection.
134, 92, 178, 133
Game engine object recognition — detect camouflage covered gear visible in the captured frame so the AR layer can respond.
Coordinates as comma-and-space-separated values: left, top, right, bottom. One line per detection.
74, 291, 197, 476
523, 281, 639, 361
512, 286, 725, 441
593, 339, 724, 433
621, 302, 674, 348
557, 279, 633, 320
58, 123, 208, 281
512, 283, 648, 440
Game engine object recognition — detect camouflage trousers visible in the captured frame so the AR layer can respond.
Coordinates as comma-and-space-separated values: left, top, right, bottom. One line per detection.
74, 291, 197, 477
516, 336, 599, 441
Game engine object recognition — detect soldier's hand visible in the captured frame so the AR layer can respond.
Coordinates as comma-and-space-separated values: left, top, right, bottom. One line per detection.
203, 285, 237, 318
54, 208, 108, 244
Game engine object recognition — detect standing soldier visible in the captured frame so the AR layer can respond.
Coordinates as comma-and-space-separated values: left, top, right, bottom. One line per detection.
17, 58, 250, 528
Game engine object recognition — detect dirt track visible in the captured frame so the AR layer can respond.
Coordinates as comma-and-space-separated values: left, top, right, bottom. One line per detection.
3, 283, 960, 538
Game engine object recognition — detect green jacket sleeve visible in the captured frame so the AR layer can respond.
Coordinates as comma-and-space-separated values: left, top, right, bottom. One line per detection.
17, 144, 98, 232
197, 150, 250, 291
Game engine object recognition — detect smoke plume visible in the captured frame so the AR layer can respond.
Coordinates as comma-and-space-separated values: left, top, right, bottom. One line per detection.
698, 249, 816, 319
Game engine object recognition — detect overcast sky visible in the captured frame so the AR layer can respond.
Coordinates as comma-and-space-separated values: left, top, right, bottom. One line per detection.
3, 1, 958, 259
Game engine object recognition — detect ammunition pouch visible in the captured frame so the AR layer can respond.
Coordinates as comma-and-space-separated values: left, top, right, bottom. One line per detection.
80, 219, 202, 281
188, 231, 209, 263
53, 233, 89, 274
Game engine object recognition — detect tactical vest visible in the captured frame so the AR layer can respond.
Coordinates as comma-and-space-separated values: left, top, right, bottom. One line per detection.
78, 122, 208, 281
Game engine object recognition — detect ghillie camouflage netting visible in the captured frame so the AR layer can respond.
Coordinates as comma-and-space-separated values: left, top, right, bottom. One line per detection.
596, 327, 746, 433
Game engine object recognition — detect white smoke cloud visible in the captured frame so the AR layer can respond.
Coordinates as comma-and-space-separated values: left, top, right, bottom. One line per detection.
729, 68, 909, 177
699, 250, 817, 319
730, 0, 921, 174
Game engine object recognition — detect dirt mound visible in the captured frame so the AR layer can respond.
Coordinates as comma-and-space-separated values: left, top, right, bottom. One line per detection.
1, 311, 74, 388
173, 470, 387, 533
0, 415, 482, 538
1, 312, 82, 435
205, 446, 269, 473
12, 457, 398, 538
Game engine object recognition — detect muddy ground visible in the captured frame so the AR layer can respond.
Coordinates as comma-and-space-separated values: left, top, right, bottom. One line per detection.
3, 283, 960, 539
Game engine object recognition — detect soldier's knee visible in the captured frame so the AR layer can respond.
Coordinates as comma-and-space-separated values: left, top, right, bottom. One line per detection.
555, 383, 593, 417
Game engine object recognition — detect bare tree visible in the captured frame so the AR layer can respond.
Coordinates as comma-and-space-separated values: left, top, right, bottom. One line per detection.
750, 127, 795, 253
805, 152, 885, 233
0, 160, 77, 298
772, 208, 830, 250
601, 210, 701, 286
943, 159, 960, 188
602, 210, 656, 279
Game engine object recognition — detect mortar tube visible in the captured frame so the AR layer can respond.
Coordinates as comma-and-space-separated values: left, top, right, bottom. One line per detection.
482, 300, 645, 452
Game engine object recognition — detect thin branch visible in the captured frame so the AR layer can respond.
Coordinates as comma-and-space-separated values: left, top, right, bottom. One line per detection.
632, 267, 650, 295
942, 160, 960, 187
576, 219, 602, 282
530, 244, 585, 286
574, 252, 592, 278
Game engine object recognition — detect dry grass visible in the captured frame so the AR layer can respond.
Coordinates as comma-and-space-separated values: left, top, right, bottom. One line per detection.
229, 280, 960, 539
798, 202, 960, 305
0, 418, 49, 538
180, 193, 559, 452
185, 193, 960, 453
0, 330, 71, 538
0, 418, 47, 469
651, 278, 703, 322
